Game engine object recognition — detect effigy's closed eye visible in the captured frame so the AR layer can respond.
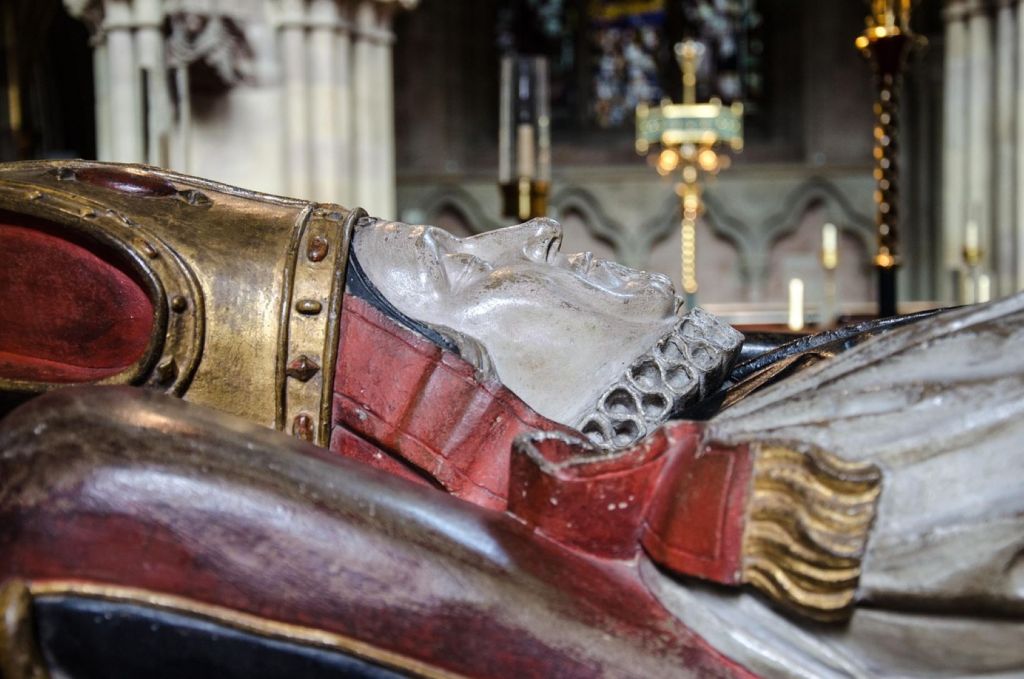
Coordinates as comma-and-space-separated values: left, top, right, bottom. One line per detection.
442, 252, 493, 292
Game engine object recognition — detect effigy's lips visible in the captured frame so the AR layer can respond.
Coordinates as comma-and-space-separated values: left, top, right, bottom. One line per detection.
574, 306, 744, 449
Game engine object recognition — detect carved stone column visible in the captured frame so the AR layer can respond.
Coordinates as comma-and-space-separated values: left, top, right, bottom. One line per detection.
334, 5, 353, 203
104, 0, 142, 162
965, 0, 993, 276
994, 0, 1017, 296
375, 3, 397, 219
92, 32, 112, 161
280, 0, 311, 198
63, 0, 118, 161
309, 0, 340, 202
134, 0, 169, 165
943, 0, 1024, 301
65, 0, 414, 206
941, 0, 969, 301
1018, 0, 1024, 291
352, 0, 379, 213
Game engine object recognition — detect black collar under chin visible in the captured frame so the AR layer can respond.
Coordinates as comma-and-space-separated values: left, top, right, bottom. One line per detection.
344, 245, 461, 356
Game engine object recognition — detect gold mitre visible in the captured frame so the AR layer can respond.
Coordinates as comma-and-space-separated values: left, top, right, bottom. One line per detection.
0, 160, 362, 445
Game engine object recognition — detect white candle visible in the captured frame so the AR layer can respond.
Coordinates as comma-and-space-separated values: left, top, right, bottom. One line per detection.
788, 278, 805, 331
978, 274, 991, 303
822, 222, 838, 270
516, 123, 536, 180
498, 58, 513, 183
965, 219, 979, 254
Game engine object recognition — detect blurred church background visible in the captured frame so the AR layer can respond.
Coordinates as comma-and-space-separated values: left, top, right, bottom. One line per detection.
0, 0, 1021, 325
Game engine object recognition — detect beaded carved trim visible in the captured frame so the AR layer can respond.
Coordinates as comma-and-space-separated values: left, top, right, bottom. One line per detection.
575, 307, 743, 449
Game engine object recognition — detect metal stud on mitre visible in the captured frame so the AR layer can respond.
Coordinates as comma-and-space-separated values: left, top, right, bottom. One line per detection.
154, 357, 178, 385
307, 235, 329, 262
292, 413, 314, 441
286, 354, 320, 382
295, 299, 322, 315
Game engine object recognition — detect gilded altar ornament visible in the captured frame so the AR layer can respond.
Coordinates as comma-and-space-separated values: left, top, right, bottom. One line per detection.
635, 40, 742, 304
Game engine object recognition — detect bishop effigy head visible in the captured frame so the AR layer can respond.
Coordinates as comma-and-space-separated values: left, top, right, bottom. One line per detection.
0, 159, 739, 460
353, 217, 742, 448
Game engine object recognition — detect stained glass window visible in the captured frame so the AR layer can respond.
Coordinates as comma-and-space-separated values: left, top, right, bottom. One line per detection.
680, 0, 763, 109
498, 0, 763, 132
589, 1, 667, 128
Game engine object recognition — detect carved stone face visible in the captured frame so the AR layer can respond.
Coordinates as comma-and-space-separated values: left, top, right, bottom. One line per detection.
353, 218, 683, 426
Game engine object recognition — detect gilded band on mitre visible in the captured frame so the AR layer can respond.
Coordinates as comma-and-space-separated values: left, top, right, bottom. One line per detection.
275, 206, 360, 445
740, 442, 882, 622
0, 161, 356, 445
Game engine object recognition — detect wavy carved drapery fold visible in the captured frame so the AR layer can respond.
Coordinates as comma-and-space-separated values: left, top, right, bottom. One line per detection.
741, 444, 882, 622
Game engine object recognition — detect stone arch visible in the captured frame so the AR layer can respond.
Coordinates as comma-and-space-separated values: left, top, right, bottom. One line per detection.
549, 186, 632, 265
758, 178, 875, 305
417, 186, 501, 235
758, 177, 874, 253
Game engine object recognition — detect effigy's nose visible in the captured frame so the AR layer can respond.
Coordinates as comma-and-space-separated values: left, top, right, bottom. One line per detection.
518, 217, 563, 262
523, 217, 563, 243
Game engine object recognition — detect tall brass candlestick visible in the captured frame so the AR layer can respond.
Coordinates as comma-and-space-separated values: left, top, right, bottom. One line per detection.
856, 0, 920, 318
